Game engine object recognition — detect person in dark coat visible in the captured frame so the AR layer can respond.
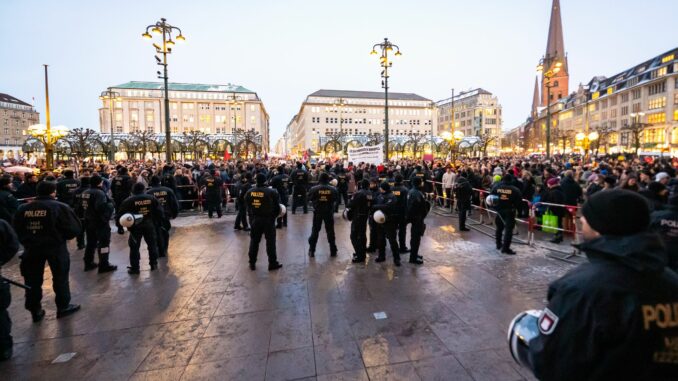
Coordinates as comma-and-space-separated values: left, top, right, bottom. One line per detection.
15, 173, 37, 200
0, 219, 19, 361
559, 170, 582, 207
0, 177, 19, 223
453, 171, 472, 232
201, 170, 224, 218
525, 189, 678, 380
650, 189, 678, 272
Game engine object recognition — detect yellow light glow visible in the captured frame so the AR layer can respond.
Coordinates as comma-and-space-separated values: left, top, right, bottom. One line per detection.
370, 50, 377, 55
151, 27, 162, 35
441, 131, 452, 140
588, 132, 599, 141
555, 61, 563, 68
536, 64, 544, 73
142, 32, 152, 39
453, 131, 464, 140
575, 132, 585, 141
553, 67, 561, 74
166, 40, 175, 47
395, 51, 402, 56
176, 34, 186, 42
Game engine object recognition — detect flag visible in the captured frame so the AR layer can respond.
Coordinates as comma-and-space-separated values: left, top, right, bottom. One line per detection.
224, 150, 231, 161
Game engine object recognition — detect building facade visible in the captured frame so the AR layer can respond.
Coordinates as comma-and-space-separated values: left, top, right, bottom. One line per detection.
99, 81, 270, 152
0, 93, 40, 159
286, 89, 435, 157
435, 88, 503, 154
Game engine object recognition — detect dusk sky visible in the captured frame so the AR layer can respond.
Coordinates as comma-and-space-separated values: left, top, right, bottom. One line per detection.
2, 0, 677, 148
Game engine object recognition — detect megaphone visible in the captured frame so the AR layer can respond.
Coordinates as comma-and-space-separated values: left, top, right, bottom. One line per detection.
485, 194, 499, 208
278, 204, 286, 218
119, 213, 143, 228
507, 309, 541, 369
330, 178, 338, 187
373, 210, 386, 224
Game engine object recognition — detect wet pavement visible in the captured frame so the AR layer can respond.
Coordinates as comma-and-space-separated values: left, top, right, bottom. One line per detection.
0, 209, 575, 380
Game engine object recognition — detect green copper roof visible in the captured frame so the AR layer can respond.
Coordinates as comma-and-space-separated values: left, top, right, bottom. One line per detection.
112, 81, 254, 93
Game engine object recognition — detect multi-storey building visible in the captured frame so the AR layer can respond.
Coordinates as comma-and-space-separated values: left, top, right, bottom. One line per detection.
99, 81, 270, 151
435, 88, 503, 154
0, 93, 40, 158
522, 48, 678, 156
286, 89, 435, 156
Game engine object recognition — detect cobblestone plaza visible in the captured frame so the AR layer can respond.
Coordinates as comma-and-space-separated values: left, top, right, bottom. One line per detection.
0, 211, 573, 380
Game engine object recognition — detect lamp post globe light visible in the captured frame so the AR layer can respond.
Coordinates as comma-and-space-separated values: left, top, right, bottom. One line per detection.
99, 88, 121, 162
141, 18, 185, 163
537, 53, 563, 160
371, 38, 401, 161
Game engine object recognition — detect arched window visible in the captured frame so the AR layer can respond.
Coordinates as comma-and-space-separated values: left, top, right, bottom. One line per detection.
554, 80, 559, 87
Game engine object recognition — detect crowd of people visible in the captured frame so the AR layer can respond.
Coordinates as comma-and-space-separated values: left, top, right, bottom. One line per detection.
1, 153, 678, 378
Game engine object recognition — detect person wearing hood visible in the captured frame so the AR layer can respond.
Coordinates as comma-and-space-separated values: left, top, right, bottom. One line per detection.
543, 177, 566, 244
524, 189, 678, 380
650, 187, 678, 272
640, 182, 669, 211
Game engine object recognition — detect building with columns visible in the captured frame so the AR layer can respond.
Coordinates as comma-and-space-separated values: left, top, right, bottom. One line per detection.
0, 93, 40, 159
435, 88, 503, 155
98, 81, 270, 152
286, 89, 435, 157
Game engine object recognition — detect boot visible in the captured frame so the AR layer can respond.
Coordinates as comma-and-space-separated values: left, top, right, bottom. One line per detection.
97, 251, 117, 273
57, 304, 81, 319
84, 262, 98, 272
31, 309, 46, 323
0, 346, 11, 361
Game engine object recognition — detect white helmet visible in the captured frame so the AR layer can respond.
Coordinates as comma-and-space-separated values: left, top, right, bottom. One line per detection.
278, 204, 286, 218
507, 310, 541, 369
330, 178, 338, 187
373, 210, 386, 224
485, 194, 499, 208
119, 213, 142, 228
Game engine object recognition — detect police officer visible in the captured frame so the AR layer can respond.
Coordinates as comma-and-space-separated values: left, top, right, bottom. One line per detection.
490, 174, 522, 255
270, 166, 290, 229
245, 174, 283, 271
453, 171, 472, 232
116, 183, 163, 274
650, 188, 678, 272
0, 219, 19, 361
348, 179, 373, 263
73, 176, 90, 250
407, 177, 427, 265
111, 166, 133, 234
365, 177, 380, 253
13, 181, 81, 322
290, 162, 309, 214
234, 172, 252, 231
201, 170, 224, 218
56, 169, 79, 206
0, 176, 18, 223
308, 172, 339, 258
517, 189, 678, 380
81, 175, 118, 273
147, 175, 179, 258
373, 182, 401, 266
392, 174, 410, 252
335, 166, 349, 213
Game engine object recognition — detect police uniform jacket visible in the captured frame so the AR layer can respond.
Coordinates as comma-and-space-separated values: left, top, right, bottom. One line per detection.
111, 174, 132, 201
73, 184, 90, 219
245, 186, 280, 219
56, 178, 80, 206
12, 196, 81, 250
453, 177, 473, 209
291, 169, 308, 192
392, 184, 409, 215
490, 182, 523, 211
270, 174, 290, 204
0, 219, 19, 267
81, 187, 114, 226
201, 175, 223, 203
0, 189, 19, 223
373, 191, 399, 219
336, 172, 348, 191
651, 205, 678, 272
147, 186, 179, 220
347, 189, 372, 217
407, 187, 428, 222
528, 232, 678, 380
308, 184, 338, 214
116, 194, 163, 228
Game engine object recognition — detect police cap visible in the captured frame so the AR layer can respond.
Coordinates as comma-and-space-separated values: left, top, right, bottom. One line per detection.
37, 181, 57, 196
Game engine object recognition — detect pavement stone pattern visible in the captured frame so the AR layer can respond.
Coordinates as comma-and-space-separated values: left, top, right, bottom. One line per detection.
0, 208, 574, 380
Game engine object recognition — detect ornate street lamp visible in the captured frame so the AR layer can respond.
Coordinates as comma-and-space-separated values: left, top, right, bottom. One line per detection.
234, 127, 259, 159
25, 65, 70, 170
370, 38, 402, 161
142, 18, 185, 163
99, 88, 121, 162
537, 53, 563, 159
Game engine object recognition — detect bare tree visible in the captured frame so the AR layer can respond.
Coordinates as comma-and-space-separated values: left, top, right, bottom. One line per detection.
623, 122, 649, 157
130, 130, 157, 160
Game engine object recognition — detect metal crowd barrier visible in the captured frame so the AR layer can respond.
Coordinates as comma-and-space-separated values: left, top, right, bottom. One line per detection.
426, 179, 585, 264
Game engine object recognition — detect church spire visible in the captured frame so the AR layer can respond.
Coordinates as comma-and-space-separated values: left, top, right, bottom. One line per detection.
546, 0, 565, 59
532, 76, 540, 116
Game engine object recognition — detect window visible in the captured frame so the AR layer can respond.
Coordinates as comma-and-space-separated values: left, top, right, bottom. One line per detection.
610, 96, 618, 106
116, 126, 123, 133
145, 110, 154, 122
674, 109, 678, 121
610, 109, 617, 118
648, 97, 666, 110
182, 103, 194, 110
621, 93, 629, 103
115, 112, 123, 122
632, 89, 641, 100
675, 94, 678, 104
621, 106, 629, 116
145, 125, 154, 133
2, 128, 7, 135
647, 112, 666, 124
632, 103, 641, 113
215, 115, 227, 123
199, 103, 210, 110
648, 81, 666, 95
651, 66, 668, 79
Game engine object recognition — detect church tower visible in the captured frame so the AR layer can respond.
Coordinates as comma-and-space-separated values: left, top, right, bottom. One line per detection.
541, 0, 569, 107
